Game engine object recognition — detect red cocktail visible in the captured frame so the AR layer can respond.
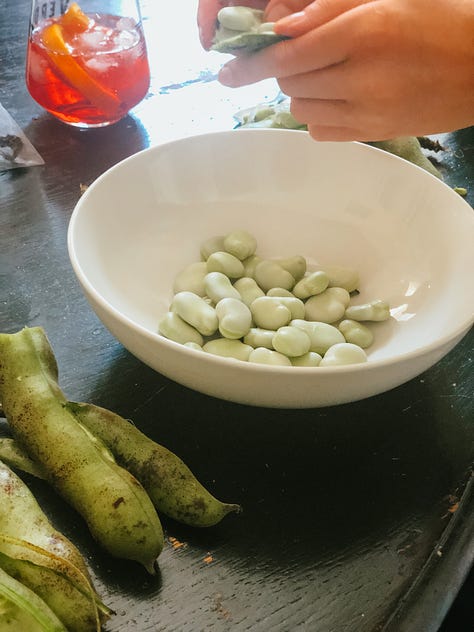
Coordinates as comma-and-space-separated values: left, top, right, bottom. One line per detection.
26, 2, 150, 127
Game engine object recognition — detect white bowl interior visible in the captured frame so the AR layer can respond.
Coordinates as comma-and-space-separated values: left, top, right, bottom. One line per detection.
70, 130, 473, 360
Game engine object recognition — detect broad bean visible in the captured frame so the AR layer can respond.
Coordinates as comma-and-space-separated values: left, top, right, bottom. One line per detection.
223, 229, 257, 260
215, 298, 252, 339
203, 338, 253, 361
313, 265, 360, 292
217, 6, 262, 31
158, 311, 204, 346
338, 319, 374, 348
242, 254, 262, 278
171, 291, 218, 336
290, 319, 345, 355
275, 256, 306, 282
266, 287, 295, 298
248, 347, 292, 366
272, 326, 311, 357
184, 341, 203, 351
250, 296, 292, 329
173, 261, 207, 296
205, 271, 241, 303
200, 235, 225, 260
274, 296, 305, 320
292, 271, 329, 299
319, 343, 368, 366
254, 260, 295, 292
290, 352, 323, 367
345, 299, 391, 322
234, 277, 265, 306
304, 288, 348, 323
206, 251, 245, 279
243, 327, 275, 349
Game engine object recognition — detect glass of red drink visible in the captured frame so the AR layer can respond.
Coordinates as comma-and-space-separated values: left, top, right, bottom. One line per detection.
26, 0, 150, 128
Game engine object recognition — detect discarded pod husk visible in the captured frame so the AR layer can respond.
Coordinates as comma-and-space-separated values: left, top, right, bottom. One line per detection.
0, 534, 112, 632
0, 565, 67, 632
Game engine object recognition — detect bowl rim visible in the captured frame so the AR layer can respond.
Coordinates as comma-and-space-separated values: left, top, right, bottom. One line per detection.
67, 129, 474, 376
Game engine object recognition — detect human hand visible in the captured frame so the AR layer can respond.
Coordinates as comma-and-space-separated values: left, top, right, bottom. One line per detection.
198, 0, 270, 49
217, 0, 474, 141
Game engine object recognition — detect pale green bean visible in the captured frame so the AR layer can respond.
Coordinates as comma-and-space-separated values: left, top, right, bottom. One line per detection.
248, 347, 292, 366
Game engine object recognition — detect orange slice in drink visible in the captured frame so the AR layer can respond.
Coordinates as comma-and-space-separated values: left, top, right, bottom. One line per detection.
59, 2, 93, 33
41, 22, 120, 116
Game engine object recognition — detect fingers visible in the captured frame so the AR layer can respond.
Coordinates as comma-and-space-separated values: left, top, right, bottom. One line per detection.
274, 0, 377, 37
277, 61, 349, 100
265, 0, 311, 21
307, 123, 368, 142
219, 17, 354, 86
290, 96, 353, 129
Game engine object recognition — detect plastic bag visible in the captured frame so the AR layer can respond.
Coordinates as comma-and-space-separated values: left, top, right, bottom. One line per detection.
0, 103, 44, 170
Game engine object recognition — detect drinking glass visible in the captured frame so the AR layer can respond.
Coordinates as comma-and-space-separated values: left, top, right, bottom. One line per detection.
26, 0, 150, 128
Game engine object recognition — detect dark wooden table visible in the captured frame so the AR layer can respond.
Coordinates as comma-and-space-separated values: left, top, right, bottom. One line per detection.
1, 2, 473, 631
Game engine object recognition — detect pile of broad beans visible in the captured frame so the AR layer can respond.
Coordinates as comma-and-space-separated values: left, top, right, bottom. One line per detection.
159, 230, 390, 368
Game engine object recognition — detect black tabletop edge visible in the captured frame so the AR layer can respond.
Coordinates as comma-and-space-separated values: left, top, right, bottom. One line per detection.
382, 470, 474, 632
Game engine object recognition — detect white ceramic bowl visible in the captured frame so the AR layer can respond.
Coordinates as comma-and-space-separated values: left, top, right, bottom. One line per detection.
68, 129, 474, 408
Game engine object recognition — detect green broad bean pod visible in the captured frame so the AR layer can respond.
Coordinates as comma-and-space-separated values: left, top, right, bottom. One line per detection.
0, 534, 107, 632
67, 402, 241, 528
0, 565, 67, 632
0, 461, 111, 631
0, 438, 46, 479
0, 328, 164, 574
0, 460, 90, 579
